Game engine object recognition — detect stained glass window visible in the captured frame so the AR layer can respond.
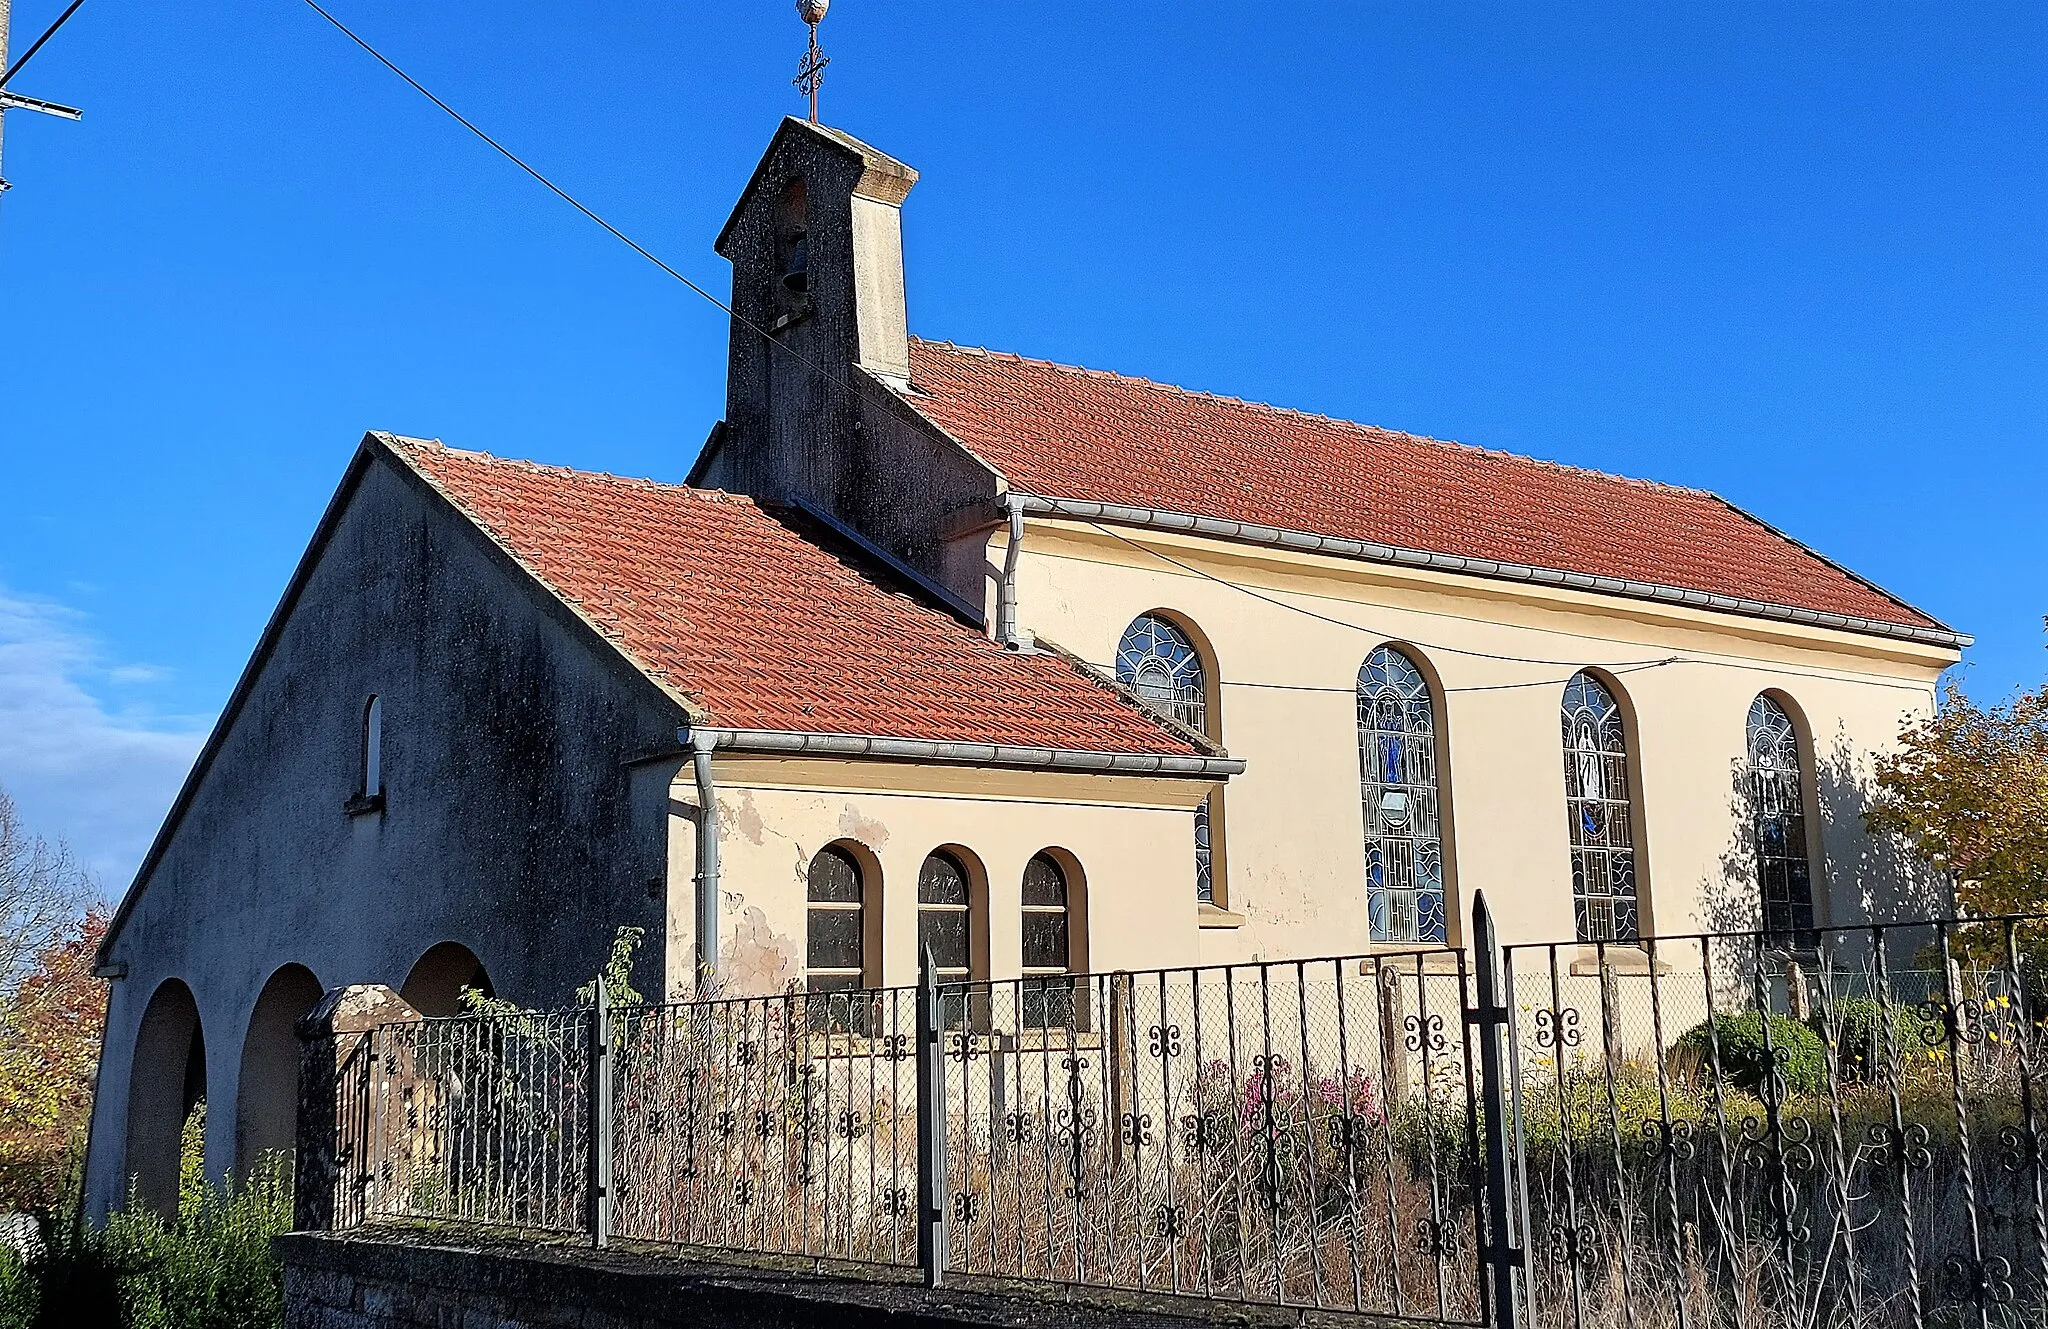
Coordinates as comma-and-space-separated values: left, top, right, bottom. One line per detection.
1358, 646, 1444, 943
1116, 614, 1217, 903
1748, 695, 1815, 942
1021, 853, 1074, 1028
806, 847, 865, 996
1561, 673, 1639, 942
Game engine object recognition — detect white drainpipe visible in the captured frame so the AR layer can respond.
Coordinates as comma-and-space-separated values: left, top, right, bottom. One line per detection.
682, 727, 720, 995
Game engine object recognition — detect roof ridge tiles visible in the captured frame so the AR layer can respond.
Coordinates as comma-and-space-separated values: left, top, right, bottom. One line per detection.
906, 336, 1715, 499
380, 432, 747, 503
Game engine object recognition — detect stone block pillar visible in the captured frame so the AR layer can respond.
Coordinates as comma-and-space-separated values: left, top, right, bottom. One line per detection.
294, 984, 419, 1232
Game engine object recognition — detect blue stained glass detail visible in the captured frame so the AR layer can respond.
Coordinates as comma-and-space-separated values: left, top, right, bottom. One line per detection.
1562, 672, 1638, 942
1117, 614, 1216, 904
1357, 646, 1444, 944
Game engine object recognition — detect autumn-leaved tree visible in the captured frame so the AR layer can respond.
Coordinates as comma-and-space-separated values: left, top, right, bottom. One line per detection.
0, 788, 107, 1211
1867, 674, 2048, 919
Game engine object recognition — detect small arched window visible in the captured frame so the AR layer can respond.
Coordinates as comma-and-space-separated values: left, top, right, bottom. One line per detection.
1358, 646, 1444, 943
918, 851, 973, 985
1021, 854, 1073, 1027
777, 177, 810, 297
1116, 614, 1218, 904
805, 847, 866, 996
1561, 673, 1639, 942
361, 696, 383, 797
1748, 695, 1815, 940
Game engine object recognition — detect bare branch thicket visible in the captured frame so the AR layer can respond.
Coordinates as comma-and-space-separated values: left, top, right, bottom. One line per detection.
0, 786, 95, 991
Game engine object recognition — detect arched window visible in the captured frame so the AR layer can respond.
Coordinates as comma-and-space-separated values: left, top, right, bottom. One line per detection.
1116, 614, 1218, 904
1561, 673, 1639, 942
806, 847, 866, 996
359, 695, 383, 802
1021, 853, 1073, 1027
918, 851, 973, 985
1358, 646, 1444, 943
1748, 695, 1815, 940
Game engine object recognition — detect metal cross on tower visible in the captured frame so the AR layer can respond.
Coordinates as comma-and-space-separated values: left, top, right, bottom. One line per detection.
0, 0, 87, 194
793, 0, 829, 124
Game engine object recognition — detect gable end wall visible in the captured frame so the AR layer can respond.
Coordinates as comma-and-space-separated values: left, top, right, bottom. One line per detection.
85, 451, 685, 1213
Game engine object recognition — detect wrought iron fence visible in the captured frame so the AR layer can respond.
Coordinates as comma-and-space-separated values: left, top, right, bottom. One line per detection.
606, 986, 923, 1264
314, 904, 2048, 1329
333, 1007, 590, 1233
934, 954, 1485, 1319
1502, 917, 2048, 1329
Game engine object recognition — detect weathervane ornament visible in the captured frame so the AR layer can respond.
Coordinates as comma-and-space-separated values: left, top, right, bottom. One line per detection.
794, 0, 830, 124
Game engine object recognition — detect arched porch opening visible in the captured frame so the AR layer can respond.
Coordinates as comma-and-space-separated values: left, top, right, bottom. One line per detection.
124, 978, 206, 1215
400, 942, 493, 1018
234, 964, 323, 1176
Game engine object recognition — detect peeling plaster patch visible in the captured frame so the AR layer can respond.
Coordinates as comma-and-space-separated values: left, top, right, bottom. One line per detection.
732, 790, 767, 847
839, 805, 888, 848
723, 905, 801, 997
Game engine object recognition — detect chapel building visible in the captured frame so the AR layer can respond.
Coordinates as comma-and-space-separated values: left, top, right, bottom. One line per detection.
83, 119, 1964, 1217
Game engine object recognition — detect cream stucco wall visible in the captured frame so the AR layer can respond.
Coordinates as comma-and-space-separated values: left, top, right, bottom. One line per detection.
665, 757, 1214, 1000
966, 518, 1955, 967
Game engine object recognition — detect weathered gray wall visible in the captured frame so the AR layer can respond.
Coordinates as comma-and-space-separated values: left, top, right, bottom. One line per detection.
86, 448, 685, 1215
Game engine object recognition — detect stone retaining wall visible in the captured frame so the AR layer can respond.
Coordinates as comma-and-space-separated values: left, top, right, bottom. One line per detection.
275, 1228, 1249, 1329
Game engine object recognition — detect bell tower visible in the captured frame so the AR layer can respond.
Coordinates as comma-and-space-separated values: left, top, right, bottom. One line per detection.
706, 118, 918, 513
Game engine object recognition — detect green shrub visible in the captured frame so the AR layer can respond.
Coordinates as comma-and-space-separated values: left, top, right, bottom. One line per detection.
1672, 1012, 1826, 1097
0, 1111, 290, 1329
100, 1141, 292, 1329
1517, 1061, 1712, 1161
1816, 998, 1938, 1082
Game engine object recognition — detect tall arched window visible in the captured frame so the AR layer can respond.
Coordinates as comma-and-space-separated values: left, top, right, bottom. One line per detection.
1358, 646, 1444, 943
361, 696, 382, 796
806, 847, 866, 996
1021, 853, 1073, 1027
1116, 614, 1218, 904
1748, 695, 1815, 940
347, 696, 385, 815
1561, 673, 1639, 942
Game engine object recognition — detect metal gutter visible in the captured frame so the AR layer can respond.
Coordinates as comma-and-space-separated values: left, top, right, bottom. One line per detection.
996, 492, 1030, 650
1013, 493, 1971, 651
678, 726, 1245, 778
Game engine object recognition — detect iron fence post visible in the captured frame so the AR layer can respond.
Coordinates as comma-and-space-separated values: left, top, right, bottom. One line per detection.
1468, 890, 1523, 1329
917, 944, 949, 1287
590, 978, 613, 1248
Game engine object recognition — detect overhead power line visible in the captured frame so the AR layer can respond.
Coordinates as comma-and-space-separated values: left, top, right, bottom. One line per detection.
1, 0, 85, 87
295, 0, 910, 432
296, 1, 1932, 704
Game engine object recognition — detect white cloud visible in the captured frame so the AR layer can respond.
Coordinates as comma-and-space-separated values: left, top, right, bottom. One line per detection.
0, 586, 211, 895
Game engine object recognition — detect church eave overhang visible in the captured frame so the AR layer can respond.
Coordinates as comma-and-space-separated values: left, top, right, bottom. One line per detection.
1010, 493, 1970, 653
679, 724, 1245, 779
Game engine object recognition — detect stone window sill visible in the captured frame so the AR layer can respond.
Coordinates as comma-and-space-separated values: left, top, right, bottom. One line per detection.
1197, 904, 1246, 930
1566, 945, 1672, 978
1360, 945, 1465, 976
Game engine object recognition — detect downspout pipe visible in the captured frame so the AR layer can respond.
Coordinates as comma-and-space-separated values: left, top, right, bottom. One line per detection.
996, 491, 1029, 651
682, 726, 720, 996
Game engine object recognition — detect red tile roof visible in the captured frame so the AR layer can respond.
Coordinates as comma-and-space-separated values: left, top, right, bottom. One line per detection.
902, 340, 1946, 636
382, 435, 1206, 756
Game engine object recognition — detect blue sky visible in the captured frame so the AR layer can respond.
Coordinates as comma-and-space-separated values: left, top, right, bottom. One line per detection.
0, 1, 2041, 890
